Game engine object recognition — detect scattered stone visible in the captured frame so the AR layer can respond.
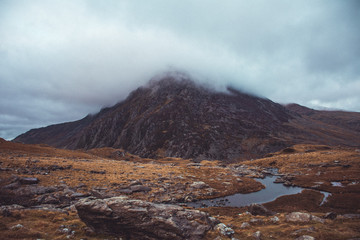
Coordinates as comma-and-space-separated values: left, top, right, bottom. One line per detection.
0, 204, 25, 216
75, 196, 218, 240
250, 218, 264, 225
270, 216, 280, 223
311, 215, 325, 223
215, 223, 235, 237
58, 227, 72, 234
129, 180, 142, 186
253, 230, 262, 240
190, 181, 209, 189
242, 211, 252, 216
291, 227, 315, 236
248, 203, 276, 216
295, 235, 315, 240
342, 214, 360, 219
240, 222, 250, 229
19, 177, 39, 185
184, 195, 194, 202
10, 224, 24, 230
324, 212, 337, 220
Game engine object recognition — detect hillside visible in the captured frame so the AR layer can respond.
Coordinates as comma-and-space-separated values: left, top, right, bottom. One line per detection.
14, 75, 360, 161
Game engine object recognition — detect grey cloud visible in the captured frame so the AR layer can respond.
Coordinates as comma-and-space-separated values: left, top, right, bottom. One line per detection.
0, 0, 359, 140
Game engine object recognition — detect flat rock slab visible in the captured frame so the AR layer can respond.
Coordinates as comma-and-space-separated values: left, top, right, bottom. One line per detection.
75, 196, 218, 240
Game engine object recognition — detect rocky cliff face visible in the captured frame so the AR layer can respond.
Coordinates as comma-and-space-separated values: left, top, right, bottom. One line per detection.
14, 75, 360, 161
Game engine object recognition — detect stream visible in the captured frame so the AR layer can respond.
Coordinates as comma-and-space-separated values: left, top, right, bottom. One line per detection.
187, 175, 330, 208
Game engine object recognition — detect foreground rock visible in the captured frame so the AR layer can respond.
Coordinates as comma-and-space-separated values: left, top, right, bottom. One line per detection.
75, 196, 218, 240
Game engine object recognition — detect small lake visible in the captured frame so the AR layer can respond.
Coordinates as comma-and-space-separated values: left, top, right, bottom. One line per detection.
187, 175, 330, 208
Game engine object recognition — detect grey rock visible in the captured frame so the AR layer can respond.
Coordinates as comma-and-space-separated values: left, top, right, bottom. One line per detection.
286, 212, 311, 222
10, 224, 24, 230
270, 216, 280, 223
311, 215, 325, 223
75, 196, 218, 240
250, 218, 264, 225
190, 181, 209, 189
295, 235, 315, 240
215, 223, 235, 237
129, 180, 142, 186
253, 231, 262, 240
324, 212, 337, 220
240, 222, 250, 229
286, 212, 324, 223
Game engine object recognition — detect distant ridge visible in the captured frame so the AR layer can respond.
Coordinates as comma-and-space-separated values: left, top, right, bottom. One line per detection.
14, 74, 360, 161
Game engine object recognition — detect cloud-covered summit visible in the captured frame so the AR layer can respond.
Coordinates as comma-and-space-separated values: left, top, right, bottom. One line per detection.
1, 0, 359, 139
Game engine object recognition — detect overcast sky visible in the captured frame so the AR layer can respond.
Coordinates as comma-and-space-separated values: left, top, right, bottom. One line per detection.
1, 0, 360, 140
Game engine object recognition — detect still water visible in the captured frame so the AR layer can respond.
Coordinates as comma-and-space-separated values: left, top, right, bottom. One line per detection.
187, 175, 329, 208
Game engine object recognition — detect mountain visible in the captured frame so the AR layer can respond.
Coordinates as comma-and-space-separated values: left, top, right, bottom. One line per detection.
284, 103, 360, 146
14, 75, 360, 161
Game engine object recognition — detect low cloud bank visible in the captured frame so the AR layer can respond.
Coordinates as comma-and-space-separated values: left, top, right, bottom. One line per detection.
0, 0, 359, 139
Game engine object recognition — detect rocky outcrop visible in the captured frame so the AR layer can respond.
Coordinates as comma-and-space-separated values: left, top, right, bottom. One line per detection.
75, 196, 219, 240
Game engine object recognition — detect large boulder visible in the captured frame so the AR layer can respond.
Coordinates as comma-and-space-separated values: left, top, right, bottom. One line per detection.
75, 196, 218, 240
286, 212, 324, 223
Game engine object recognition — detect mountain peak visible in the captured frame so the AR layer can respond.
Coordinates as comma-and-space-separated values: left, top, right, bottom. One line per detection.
14, 74, 360, 161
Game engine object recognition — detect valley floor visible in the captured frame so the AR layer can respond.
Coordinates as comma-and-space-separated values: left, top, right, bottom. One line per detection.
0, 140, 359, 239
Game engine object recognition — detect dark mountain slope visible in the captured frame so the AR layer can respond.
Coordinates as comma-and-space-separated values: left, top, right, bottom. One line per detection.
285, 104, 360, 146
14, 75, 360, 161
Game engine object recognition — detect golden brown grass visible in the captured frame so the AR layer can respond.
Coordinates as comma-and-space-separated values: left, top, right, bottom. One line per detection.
1, 141, 360, 239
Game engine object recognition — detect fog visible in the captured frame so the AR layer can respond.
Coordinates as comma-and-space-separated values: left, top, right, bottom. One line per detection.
1, 0, 359, 139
